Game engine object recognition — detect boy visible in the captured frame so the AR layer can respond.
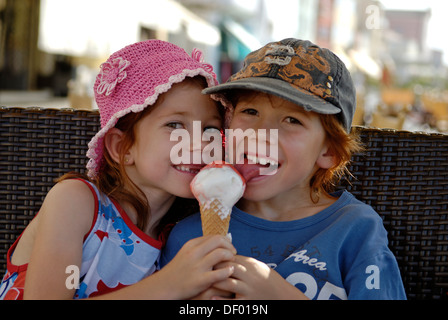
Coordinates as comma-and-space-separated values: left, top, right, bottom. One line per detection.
161, 38, 406, 300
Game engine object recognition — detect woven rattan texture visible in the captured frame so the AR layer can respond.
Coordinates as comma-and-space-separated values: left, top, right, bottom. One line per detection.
339, 127, 448, 299
0, 107, 100, 274
0, 107, 447, 299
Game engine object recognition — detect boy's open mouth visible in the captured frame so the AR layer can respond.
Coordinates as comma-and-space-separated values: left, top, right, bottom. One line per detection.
234, 153, 281, 182
245, 154, 279, 168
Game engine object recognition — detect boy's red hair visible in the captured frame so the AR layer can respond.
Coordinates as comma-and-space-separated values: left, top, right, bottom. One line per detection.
310, 114, 363, 202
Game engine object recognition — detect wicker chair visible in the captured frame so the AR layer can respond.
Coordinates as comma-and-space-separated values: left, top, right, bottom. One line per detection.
1, 106, 447, 300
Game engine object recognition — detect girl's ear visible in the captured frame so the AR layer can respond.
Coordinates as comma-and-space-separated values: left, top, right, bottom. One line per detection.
104, 128, 133, 165
316, 143, 336, 170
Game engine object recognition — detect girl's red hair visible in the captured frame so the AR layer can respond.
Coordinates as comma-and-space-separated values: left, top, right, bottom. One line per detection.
57, 77, 213, 233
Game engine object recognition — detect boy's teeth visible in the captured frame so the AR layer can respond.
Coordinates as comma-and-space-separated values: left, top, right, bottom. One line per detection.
247, 155, 257, 163
246, 155, 278, 166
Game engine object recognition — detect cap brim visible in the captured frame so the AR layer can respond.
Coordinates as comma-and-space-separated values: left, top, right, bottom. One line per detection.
203, 77, 341, 116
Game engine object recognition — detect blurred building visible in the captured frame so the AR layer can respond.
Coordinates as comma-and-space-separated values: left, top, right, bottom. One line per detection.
0, 0, 221, 108
0, 0, 40, 91
379, 6, 448, 132
384, 8, 436, 85
1, 0, 446, 131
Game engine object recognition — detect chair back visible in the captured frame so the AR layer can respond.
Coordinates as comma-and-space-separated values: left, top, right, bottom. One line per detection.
1, 107, 447, 299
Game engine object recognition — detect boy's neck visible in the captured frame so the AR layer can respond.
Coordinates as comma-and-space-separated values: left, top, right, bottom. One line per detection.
237, 193, 337, 222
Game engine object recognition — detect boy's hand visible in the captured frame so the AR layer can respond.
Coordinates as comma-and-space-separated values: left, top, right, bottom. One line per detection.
211, 255, 309, 300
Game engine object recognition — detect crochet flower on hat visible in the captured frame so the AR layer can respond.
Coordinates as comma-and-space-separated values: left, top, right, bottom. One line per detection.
192, 48, 217, 83
96, 57, 131, 96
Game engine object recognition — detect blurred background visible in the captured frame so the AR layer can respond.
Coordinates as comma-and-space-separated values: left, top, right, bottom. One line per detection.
0, 0, 447, 133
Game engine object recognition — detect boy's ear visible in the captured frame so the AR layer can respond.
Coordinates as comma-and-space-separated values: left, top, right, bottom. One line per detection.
104, 128, 133, 165
316, 144, 336, 169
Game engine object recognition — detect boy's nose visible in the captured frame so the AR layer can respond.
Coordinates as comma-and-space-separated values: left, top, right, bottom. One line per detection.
252, 118, 277, 141
257, 114, 277, 129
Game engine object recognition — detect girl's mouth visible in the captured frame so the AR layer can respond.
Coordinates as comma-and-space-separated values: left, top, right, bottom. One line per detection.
173, 164, 203, 175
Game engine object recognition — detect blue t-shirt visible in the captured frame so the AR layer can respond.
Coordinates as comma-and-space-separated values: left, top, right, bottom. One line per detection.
161, 191, 406, 300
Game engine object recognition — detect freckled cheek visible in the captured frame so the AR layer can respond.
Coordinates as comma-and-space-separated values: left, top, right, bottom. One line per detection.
134, 138, 175, 164
280, 137, 321, 165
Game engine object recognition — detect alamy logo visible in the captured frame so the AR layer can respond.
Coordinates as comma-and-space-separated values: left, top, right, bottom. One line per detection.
170, 121, 279, 176
365, 265, 380, 289
66, 265, 80, 289
365, 4, 381, 30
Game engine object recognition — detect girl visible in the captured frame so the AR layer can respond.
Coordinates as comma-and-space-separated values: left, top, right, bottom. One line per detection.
0, 40, 236, 299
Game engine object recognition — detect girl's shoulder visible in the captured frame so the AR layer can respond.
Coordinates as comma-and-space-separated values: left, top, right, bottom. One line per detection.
49, 178, 96, 198
8, 179, 98, 268
40, 178, 97, 233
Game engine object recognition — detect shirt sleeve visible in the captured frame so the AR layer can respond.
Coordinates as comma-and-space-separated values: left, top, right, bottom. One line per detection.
344, 250, 407, 300
336, 200, 407, 300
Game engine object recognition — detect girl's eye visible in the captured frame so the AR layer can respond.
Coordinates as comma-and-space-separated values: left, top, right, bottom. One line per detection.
204, 127, 221, 134
166, 122, 184, 130
285, 117, 303, 125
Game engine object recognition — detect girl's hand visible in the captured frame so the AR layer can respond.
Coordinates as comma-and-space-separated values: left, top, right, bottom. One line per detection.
211, 255, 309, 300
158, 235, 236, 299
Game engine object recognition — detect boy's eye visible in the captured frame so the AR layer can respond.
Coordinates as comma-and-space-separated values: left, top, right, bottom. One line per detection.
242, 108, 258, 116
285, 117, 303, 125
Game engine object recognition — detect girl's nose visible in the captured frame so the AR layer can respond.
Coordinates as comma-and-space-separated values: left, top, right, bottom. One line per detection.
187, 122, 223, 164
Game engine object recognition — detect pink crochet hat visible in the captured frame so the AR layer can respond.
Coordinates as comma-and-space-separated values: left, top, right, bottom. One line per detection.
86, 39, 219, 179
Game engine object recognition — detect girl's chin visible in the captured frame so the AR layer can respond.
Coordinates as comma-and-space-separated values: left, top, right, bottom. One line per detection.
170, 187, 194, 199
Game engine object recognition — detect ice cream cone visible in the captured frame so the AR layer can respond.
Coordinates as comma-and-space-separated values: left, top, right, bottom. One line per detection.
191, 161, 246, 237
200, 199, 231, 236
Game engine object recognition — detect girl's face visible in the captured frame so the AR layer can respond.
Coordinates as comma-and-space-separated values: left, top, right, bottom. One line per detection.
125, 79, 222, 199
229, 92, 334, 204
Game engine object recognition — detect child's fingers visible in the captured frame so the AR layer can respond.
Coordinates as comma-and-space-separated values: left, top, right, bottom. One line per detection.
215, 259, 247, 280
183, 235, 236, 258
202, 235, 236, 253
204, 265, 235, 285
203, 247, 236, 269
212, 276, 246, 297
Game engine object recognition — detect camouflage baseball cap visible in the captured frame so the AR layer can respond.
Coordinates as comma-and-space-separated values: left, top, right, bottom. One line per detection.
204, 38, 356, 132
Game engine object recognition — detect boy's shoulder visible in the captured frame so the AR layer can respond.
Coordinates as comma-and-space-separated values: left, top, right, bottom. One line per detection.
161, 212, 202, 266
170, 212, 203, 238
323, 191, 387, 243
335, 191, 381, 222
332, 191, 390, 250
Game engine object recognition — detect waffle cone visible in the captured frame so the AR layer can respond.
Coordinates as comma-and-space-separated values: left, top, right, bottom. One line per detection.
200, 199, 231, 236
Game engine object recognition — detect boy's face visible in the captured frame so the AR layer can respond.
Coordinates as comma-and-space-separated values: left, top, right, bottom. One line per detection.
229, 92, 335, 203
